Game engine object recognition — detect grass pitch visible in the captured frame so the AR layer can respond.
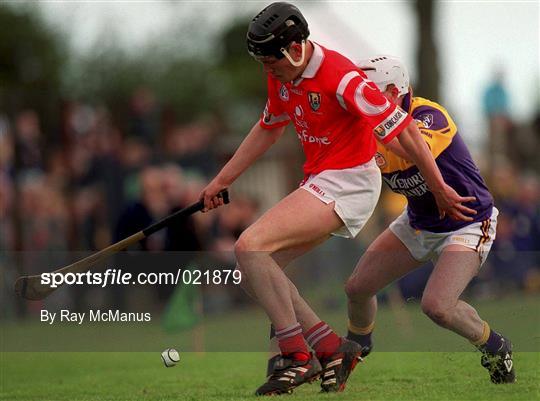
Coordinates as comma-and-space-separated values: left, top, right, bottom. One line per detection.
2, 295, 539, 400
1, 351, 539, 401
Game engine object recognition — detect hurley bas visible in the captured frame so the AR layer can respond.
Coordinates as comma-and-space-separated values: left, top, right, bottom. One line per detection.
41, 309, 152, 325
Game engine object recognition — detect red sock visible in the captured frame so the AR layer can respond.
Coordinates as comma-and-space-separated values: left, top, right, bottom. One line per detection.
304, 321, 341, 360
275, 323, 310, 362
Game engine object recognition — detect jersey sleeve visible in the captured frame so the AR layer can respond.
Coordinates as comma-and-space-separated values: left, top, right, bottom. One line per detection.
335, 70, 412, 143
259, 75, 291, 129
412, 104, 457, 158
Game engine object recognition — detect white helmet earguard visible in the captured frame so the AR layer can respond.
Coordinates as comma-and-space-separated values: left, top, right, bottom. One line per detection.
357, 56, 410, 96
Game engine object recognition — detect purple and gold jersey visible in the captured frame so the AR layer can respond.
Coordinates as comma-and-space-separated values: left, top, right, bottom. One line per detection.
375, 96, 493, 233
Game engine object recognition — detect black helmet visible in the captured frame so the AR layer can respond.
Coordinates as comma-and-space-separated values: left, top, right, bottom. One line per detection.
247, 2, 310, 59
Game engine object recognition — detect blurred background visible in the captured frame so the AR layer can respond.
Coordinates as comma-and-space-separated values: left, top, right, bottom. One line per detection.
0, 1, 539, 351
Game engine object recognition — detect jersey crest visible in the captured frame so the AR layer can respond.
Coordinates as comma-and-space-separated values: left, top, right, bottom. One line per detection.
419, 113, 434, 128
308, 92, 321, 111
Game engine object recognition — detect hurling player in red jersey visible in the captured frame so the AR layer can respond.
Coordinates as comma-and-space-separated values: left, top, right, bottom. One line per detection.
345, 56, 515, 384
199, 3, 476, 395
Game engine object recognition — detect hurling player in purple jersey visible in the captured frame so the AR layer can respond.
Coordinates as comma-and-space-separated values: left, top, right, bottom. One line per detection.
345, 56, 515, 384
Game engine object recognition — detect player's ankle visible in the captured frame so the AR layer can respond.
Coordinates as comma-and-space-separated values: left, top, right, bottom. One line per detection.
346, 330, 372, 348
291, 351, 310, 362
470, 321, 504, 354
347, 320, 374, 349
305, 321, 341, 360
478, 330, 504, 354
276, 322, 310, 359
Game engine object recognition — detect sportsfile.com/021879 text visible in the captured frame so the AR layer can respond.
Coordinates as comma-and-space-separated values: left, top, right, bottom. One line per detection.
40, 268, 242, 288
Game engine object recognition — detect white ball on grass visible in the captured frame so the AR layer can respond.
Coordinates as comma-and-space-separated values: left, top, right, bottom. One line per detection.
161, 348, 180, 367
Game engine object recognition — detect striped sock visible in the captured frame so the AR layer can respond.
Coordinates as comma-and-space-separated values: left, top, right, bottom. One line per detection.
471, 321, 503, 354
275, 323, 310, 362
304, 321, 341, 360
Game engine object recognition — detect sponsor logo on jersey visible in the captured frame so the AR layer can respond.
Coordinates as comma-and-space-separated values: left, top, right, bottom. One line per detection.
374, 152, 387, 168
383, 171, 429, 197
308, 92, 321, 111
384, 109, 405, 131
291, 88, 303, 95
295, 105, 303, 117
297, 131, 331, 145
279, 85, 289, 101
294, 105, 308, 129
374, 109, 405, 139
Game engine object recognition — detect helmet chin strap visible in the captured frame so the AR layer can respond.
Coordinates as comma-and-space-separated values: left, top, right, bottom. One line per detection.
280, 40, 306, 67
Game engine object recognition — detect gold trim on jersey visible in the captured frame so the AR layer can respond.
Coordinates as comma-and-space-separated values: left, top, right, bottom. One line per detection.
377, 97, 458, 174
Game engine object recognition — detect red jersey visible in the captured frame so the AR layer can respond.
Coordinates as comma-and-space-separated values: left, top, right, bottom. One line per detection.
260, 43, 412, 176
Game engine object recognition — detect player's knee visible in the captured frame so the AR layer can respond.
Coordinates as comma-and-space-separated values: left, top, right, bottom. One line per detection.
421, 296, 453, 328
234, 231, 260, 255
344, 276, 374, 300
235, 229, 280, 257
234, 231, 275, 273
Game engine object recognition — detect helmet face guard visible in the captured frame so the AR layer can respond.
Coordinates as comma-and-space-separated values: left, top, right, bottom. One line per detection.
247, 2, 309, 63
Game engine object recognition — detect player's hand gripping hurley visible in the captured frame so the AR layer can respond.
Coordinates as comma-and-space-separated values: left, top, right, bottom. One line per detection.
14, 190, 229, 301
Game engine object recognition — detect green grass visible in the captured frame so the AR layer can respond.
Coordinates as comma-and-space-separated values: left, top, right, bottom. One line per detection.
2, 293, 539, 353
1, 352, 539, 401
1, 294, 539, 400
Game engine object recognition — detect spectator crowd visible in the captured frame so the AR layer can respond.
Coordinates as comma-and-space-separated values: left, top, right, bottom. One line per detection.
1, 82, 539, 317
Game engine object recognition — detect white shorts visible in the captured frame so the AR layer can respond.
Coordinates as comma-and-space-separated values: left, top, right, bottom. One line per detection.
389, 207, 499, 266
300, 158, 382, 238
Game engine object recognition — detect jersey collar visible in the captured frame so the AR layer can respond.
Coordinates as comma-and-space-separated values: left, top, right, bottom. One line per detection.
293, 41, 324, 86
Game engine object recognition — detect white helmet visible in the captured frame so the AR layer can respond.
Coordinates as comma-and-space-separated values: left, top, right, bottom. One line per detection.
357, 56, 410, 96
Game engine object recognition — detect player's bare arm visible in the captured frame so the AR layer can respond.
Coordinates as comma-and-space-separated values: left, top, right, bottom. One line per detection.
383, 137, 410, 160
200, 123, 286, 211
397, 121, 477, 221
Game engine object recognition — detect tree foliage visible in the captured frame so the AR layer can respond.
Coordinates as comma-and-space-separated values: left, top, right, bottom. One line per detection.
1, 5, 269, 135
0, 4, 67, 138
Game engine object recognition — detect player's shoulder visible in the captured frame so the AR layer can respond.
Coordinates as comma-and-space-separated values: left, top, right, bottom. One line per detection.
319, 45, 355, 67
317, 44, 366, 84
410, 96, 451, 116
410, 96, 455, 132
